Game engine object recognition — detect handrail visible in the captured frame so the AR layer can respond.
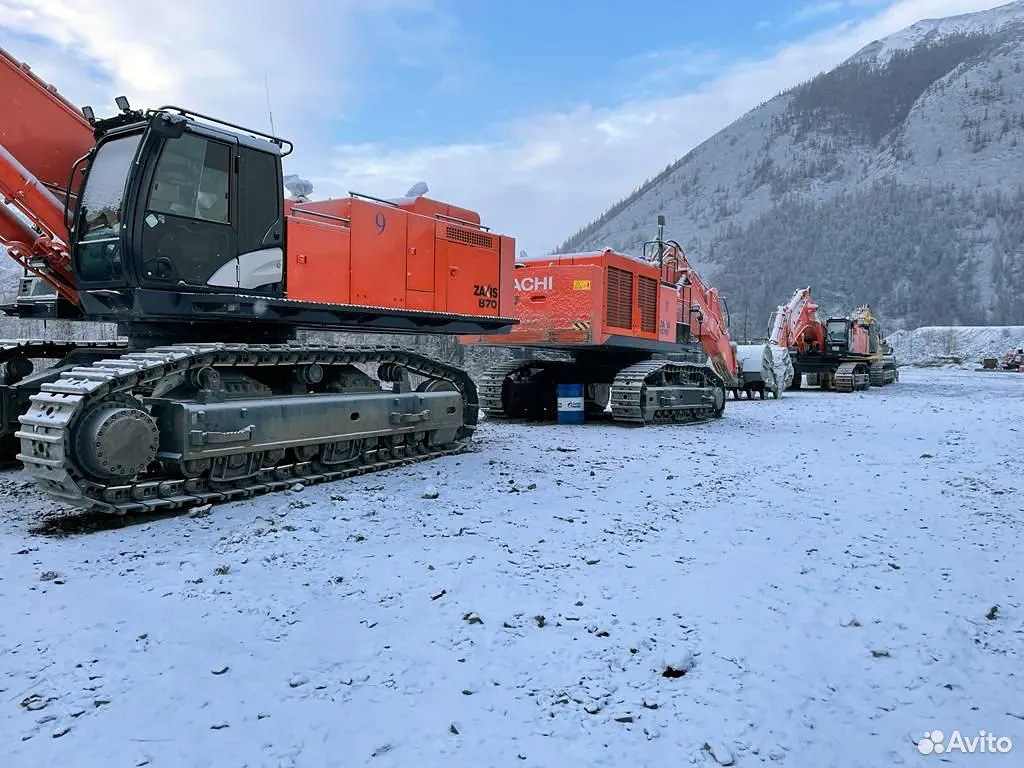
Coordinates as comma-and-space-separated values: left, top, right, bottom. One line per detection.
152, 105, 294, 155
289, 207, 351, 226
61, 151, 90, 229
348, 190, 399, 208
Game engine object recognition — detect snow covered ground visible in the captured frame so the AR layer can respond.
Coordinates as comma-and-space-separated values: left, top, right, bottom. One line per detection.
0, 368, 1021, 767
887, 326, 1024, 367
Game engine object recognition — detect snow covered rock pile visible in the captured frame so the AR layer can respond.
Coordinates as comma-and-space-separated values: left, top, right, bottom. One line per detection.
769, 345, 794, 389
886, 326, 1024, 367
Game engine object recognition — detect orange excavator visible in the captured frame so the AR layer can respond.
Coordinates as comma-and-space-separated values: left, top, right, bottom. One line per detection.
0, 46, 517, 514
768, 287, 898, 392
462, 217, 780, 424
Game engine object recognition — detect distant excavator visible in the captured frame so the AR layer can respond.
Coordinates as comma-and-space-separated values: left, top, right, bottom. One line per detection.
769, 287, 898, 392
980, 348, 1024, 371
461, 217, 781, 425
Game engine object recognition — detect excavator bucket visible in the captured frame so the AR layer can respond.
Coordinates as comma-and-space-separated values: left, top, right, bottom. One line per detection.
0, 46, 94, 204
734, 343, 781, 399
769, 344, 795, 390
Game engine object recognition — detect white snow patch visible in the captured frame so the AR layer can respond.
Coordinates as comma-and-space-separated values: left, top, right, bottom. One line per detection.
852, 0, 1024, 66
886, 325, 1024, 366
0, 368, 1021, 767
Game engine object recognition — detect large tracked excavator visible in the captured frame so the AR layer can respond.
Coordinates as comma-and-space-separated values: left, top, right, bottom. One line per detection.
769, 287, 898, 393
461, 218, 780, 425
0, 46, 518, 514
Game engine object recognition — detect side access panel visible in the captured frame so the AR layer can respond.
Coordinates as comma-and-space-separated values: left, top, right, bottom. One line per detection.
284, 216, 351, 304
658, 283, 678, 343
350, 200, 407, 308
406, 212, 436, 311
283, 195, 514, 326
435, 222, 503, 318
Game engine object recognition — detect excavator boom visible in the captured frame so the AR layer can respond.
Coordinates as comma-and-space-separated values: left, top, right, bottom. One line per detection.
659, 242, 739, 385
0, 46, 94, 302
0, 47, 94, 197
768, 287, 823, 354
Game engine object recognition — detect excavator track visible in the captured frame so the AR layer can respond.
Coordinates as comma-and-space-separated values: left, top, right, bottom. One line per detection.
869, 360, 898, 387
478, 358, 537, 418
16, 342, 478, 515
833, 362, 870, 393
610, 360, 725, 425
479, 356, 724, 425
477, 358, 584, 421
0, 339, 130, 466
0, 339, 130, 360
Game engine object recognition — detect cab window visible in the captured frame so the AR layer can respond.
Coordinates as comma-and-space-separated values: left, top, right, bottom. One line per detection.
148, 135, 230, 224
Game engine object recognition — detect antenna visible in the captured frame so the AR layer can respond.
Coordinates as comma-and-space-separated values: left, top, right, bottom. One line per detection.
264, 74, 276, 135
656, 214, 665, 266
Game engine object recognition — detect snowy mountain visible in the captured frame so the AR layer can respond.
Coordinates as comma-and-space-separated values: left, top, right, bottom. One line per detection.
557, 1, 1024, 332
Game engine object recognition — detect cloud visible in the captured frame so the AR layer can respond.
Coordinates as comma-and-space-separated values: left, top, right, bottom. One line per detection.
791, 1, 847, 24
318, 0, 1013, 256
1, 0, 1013, 258
0, 0, 457, 168
610, 47, 726, 100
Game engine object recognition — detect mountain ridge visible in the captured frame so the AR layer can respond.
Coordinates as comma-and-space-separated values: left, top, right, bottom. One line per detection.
557, 1, 1024, 331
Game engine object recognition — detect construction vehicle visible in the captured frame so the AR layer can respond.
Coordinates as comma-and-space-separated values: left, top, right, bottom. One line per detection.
0, 46, 517, 515
461, 217, 780, 424
769, 287, 898, 392
980, 348, 1024, 371
1001, 349, 1024, 370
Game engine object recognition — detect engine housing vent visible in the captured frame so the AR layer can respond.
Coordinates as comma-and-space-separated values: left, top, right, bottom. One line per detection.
445, 225, 494, 249
606, 267, 634, 329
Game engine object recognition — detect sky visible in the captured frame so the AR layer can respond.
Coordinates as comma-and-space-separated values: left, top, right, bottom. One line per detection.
0, 0, 1015, 256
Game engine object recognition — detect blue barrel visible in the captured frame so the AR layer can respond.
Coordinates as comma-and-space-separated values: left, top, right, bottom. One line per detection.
556, 383, 585, 424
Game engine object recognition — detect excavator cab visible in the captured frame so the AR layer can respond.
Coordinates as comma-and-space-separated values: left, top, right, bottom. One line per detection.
825, 318, 851, 353
70, 107, 286, 299
4, 91, 515, 341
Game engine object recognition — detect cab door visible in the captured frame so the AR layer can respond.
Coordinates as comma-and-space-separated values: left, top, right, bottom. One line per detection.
138, 130, 237, 289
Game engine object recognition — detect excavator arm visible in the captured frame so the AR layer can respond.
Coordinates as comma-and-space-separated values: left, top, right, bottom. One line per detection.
658, 242, 739, 386
0, 46, 96, 305
768, 287, 825, 354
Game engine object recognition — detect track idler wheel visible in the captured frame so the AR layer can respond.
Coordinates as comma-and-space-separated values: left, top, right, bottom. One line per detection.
73, 403, 159, 483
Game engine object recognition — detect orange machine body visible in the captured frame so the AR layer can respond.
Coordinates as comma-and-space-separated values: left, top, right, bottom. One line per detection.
463, 247, 741, 384
0, 45, 515, 326
282, 195, 514, 319
463, 250, 679, 349
770, 288, 873, 358
847, 320, 870, 355
769, 287, 825, 354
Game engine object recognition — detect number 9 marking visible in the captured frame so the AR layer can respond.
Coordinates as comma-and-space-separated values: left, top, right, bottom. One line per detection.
375, 213, 387, 234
